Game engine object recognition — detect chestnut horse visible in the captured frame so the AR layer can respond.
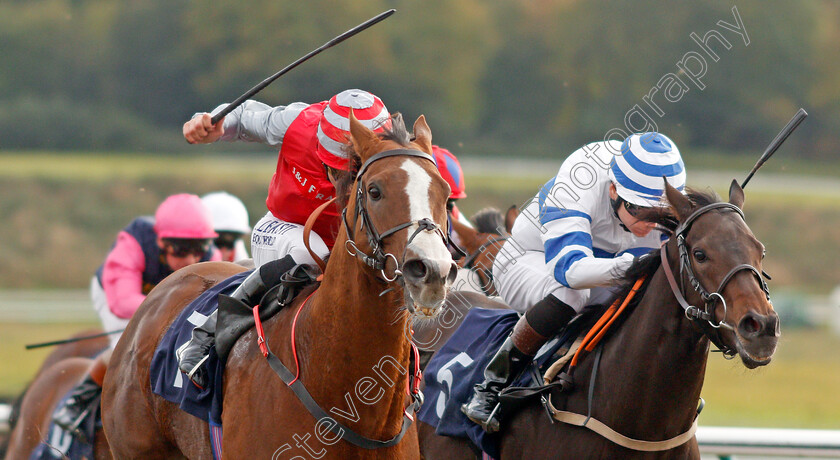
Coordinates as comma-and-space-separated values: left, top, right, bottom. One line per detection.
4, 357, 111, 459
101, 113, 458, 459
451, 206, 518, 297
2, 330, 110, 459
419, 181, 780, 459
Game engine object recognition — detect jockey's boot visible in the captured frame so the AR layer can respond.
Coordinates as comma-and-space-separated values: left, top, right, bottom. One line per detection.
177, 255, 296, 389
53, 374, 101, 435
461, 294, 575, 433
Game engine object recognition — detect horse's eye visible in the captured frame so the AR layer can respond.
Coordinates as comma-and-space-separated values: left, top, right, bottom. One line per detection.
762, 249, 766, 260
693, 249, 707, 262
368, 184, 381, 201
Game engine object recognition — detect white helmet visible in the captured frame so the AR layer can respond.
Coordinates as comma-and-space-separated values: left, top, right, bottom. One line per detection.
201, 191, 251, 234
608, 132, 686, 207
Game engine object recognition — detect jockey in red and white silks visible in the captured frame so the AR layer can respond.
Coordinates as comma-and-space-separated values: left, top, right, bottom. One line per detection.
494, 134, 686, 313
202, 90, 391, 268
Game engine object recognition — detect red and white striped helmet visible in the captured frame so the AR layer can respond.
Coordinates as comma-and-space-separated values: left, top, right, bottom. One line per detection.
316, 89, 391, 170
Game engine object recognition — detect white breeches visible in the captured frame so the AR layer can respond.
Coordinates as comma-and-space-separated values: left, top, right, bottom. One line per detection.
91, 276, 127, 349
250, 211, 330, 268
492, 247, 614, 314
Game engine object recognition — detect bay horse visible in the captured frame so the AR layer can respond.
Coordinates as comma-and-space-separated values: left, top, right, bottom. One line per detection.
419, 181, 780, 459
4, 357, 111, 460
450, 206, 518, 297
101, 113, 458, 459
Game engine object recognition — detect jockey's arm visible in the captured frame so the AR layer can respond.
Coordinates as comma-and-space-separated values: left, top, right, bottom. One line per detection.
101, 232, 147, 319
184, 101, 308, 148
540, 202, 634, 290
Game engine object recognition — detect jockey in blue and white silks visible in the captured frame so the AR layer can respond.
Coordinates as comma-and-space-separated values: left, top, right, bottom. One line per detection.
462, 132, 686, 433
495, 134, 685, 312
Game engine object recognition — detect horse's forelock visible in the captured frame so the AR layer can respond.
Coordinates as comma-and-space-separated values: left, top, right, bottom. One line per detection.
636, 188, 723, 234
380, 113, 411, 146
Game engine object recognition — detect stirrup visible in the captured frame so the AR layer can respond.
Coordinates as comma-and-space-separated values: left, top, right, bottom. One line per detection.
186, 355, 210, 382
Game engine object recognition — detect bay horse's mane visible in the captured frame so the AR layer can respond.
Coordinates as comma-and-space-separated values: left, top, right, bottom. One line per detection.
333, 113, 411, 210
471, 208, 506, 235
586, 188, 721, 320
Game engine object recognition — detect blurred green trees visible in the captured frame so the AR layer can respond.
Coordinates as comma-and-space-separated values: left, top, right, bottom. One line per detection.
0, 0, 837, 158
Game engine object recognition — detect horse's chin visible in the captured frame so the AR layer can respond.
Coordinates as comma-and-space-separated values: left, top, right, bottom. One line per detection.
404, 287, 447, 319
734, 334, 777, 369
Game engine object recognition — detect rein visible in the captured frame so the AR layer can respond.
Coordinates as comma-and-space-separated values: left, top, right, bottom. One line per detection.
461, 235, 509, 270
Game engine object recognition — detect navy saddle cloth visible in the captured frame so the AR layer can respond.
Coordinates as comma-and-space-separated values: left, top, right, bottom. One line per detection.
416, 307, 574, 459
149, 270, 250, 426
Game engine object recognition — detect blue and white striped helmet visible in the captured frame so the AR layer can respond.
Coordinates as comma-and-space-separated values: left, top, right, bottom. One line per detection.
609, 132, 686, 207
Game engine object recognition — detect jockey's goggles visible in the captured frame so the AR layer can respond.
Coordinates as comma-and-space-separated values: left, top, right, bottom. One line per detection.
162, 238, 211, 257
621, 198, 646, 217
213, 231, 243, 249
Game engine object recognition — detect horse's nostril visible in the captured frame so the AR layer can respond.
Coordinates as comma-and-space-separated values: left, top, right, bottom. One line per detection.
447, 263, 458, 284
403, 259, 428, 281
738, 314, 762, 336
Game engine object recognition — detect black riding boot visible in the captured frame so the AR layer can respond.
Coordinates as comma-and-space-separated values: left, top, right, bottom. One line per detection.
53, 374, 101, 433
461, 294, 576, 433
177, 255, 295, 388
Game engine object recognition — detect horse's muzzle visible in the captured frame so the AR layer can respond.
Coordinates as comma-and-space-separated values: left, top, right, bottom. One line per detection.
734, 310, 780, 368
402, 255, 458, 316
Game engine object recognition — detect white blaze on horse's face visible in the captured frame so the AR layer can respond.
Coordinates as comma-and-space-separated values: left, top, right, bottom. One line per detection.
399, 159, 457, 314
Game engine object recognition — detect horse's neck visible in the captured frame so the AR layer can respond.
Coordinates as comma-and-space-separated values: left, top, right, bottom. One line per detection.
585, 269, 709, 435
294, 243, 411, 435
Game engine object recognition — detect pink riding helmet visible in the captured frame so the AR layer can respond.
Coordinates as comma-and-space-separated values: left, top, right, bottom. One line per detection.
153, 193, 218, 239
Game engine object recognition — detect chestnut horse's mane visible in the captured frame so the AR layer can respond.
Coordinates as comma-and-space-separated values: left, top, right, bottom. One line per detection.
333, 113, 411, 210
587, 188, 722, 319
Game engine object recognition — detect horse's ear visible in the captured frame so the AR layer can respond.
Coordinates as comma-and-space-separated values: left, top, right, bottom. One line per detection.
412, 115, 433, 153
505, 205, 519, 234
348, 108, 380, 163
728, 179, 745, 209
664, 179, 693, 221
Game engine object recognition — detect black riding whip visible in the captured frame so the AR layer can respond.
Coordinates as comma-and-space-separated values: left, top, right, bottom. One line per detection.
25, 328, 125, 350
741, 108, 808, 189
210, 9, 396, 125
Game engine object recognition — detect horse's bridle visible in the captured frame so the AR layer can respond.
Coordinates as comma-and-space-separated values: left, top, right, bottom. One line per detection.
341, 148, 450, 282
462, 235, 508, 295
660, 202, 770, 357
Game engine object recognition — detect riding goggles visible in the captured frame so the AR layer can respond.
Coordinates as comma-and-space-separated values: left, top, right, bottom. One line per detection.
162, 238, 211, 257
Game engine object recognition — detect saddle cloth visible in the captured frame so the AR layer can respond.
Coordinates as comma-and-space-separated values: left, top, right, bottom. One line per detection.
149, 270, 250, 426
30, 392, 100, 460
416, 307, 577, 459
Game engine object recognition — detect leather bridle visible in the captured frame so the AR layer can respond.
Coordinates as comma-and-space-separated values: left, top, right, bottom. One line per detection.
660, 202, 770, 357
341, 148, 451, 282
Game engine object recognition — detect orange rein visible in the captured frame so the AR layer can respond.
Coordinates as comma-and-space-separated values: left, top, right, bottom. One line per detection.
303, 197, 336, 274
569, 276, 647, 368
